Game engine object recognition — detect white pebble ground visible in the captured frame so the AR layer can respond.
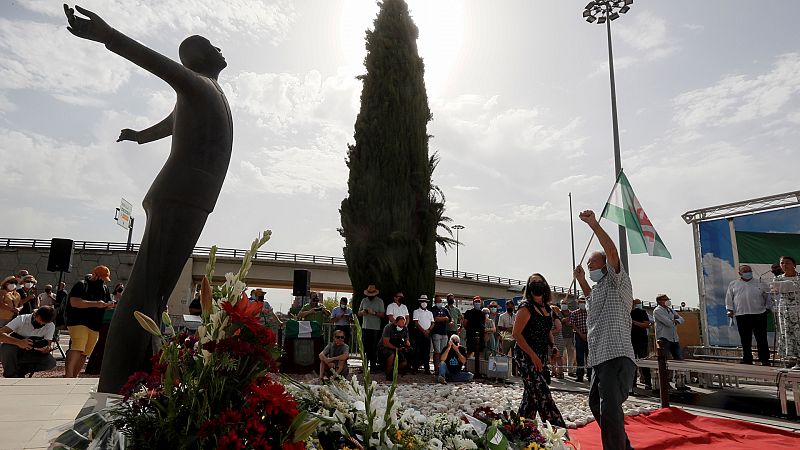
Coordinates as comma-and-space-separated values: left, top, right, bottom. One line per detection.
371, 382, 658, 428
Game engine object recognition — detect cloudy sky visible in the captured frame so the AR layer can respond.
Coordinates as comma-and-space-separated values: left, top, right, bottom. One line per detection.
2, 0, 799, 311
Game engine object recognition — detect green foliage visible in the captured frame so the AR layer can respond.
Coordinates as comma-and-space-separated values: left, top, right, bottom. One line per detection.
339, 0, 455, 312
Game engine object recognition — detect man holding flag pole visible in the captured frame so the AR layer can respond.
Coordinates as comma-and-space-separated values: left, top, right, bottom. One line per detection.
571, 170, 671, 450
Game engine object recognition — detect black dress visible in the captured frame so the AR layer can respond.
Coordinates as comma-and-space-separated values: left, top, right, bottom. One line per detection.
513, 301, 566, 427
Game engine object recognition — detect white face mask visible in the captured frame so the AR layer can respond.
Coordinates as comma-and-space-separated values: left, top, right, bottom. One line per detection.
396, 326, 404, 331
579, 303, 586, 310
664, 300, 672, 308
420, 302, 427, 309
434, 302, 442, 308
24, 282, 34, 289
6, 284, 16, 291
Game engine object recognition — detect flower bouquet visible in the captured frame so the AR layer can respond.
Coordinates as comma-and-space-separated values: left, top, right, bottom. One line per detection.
49, 231, 318, 449
469, 406, 577, 450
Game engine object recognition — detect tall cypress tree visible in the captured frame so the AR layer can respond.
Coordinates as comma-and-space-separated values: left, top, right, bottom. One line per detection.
339, 0, 453, 312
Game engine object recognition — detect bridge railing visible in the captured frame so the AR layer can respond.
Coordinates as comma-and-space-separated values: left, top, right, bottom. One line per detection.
0, 238, 572, 293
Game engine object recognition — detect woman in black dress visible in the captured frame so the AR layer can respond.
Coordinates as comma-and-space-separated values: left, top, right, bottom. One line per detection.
512, 273, 566, 427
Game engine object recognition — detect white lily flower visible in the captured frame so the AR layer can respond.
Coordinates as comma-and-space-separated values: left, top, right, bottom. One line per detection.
428, 437, 443, 450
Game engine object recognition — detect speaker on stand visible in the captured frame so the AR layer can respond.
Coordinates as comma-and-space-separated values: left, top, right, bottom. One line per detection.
293, 269, 310, 297
47, 238, 73, 360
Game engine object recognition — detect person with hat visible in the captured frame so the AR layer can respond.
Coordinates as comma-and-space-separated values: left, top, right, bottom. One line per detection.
0, 276, 22, 327
411, 295, 435, 374
17, 274, 39, 315
463, 295, 486, 377
386, 291, 409, 325
65, 265, 115, 377
358, 285, 385, 372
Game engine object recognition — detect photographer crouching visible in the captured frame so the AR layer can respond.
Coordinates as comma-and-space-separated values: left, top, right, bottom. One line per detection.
0, 306, 57, 377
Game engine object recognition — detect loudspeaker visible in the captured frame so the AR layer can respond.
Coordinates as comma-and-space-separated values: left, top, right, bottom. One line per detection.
292, 269, 310, 296
47, 238, 74, 273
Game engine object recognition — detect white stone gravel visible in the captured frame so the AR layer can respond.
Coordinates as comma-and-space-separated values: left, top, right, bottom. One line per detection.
371, 382, 658, 429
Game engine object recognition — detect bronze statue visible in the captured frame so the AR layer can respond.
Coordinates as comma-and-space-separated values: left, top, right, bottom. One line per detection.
64, 5, 233, 393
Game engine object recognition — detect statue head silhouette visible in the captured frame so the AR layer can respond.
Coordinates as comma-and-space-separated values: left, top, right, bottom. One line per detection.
179, 35, 226, 77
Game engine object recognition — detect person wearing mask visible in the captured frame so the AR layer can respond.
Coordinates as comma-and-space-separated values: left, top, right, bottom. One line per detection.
570, 296, 590, 382
358, 285, 385, 372
445, 294, 462, 339
497, 302, 516, 356
775, 256, 800, 369
380, 315, 411, 380
331, 297, 353, 343
463, 296, 486, 377
430, 295, 451, 376
65, 266, 115, 378
17, 275, 38, 315
483, 307, 497, 359
0, 276, 21, 327
411, 295, 435, 374
574, 210, 637, 450
386, 292, 409, 325
630, 298, 653, 390
437, 334, 473, 383
511, 274, 566, 427
85, 282, 123, 375
725, 265, 771, 366
487, 302, 500, 355
559, 301, 576, 377
0, 306, 57, 377
653, 294, 688, 390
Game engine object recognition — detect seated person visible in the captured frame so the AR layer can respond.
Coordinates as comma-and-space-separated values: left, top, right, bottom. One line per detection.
319, 330, 350, 381
437, 334, 473, 383
380, 315, 412, 380
0, 306, 57, 377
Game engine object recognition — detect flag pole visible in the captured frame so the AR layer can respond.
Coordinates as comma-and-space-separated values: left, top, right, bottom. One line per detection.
569, 192, 577, 298
563, 172, 623, 301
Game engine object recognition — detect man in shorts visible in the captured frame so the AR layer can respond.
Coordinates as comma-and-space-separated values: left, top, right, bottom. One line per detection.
65, 266, 114, 377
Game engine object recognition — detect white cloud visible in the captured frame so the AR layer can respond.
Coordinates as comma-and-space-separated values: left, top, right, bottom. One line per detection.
0, 18, 131, 95
452, 185, 479, 191
673, 53, 800, 129
22, 0, 295, 43
550, 174, 604, 191
615, 11, 669, 51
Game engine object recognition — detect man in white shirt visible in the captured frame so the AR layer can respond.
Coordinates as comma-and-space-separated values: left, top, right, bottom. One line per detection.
725, 265, 771, 365
0, 306, 57, 377
37, 284, 56, 307
497, 303, 516, 355
386, 292, 409, 325
653, 294, 688, 390
411, 295, 435, 374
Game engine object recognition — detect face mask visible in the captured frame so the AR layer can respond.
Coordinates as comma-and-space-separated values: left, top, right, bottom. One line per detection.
31, 318, 44, 329
396, 325, 404, 331
473, 302, 481, 309
560, 303, 567, 309
741, 272, 753, 281
664, 300, 672, 308
589, 269, 605, 282
579, 303, 586, 310
529, 281, 546, 297
420, 302, 427, 309
45, 289, 52, 293
636, 303, 644, 310
24, 282, 34, 289
447, 300, 454, 306
434, 302, 442, 308
507, 309, 514, 314
490, 307, 497, 313
6, 284, 16, 291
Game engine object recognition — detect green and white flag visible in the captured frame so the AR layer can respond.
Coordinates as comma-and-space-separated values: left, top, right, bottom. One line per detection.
601, 170, 672, 258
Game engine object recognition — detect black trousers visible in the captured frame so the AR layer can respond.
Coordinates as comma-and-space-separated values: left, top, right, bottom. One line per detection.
631, 338, 652, 388
736, 312, 770, 364
0, 344, 56, 377
362, 328, 381, 370
590, 357, 636, 450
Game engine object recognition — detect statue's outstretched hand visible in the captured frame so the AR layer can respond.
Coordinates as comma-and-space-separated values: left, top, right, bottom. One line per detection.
117, 129, 138, 143
64, 4, 113, 43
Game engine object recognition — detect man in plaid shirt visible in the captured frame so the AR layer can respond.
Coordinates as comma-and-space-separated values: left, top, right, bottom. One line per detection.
575, 210, 636, 450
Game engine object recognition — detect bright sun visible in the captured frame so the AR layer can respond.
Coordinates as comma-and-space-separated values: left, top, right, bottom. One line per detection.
339, 0, 465, 95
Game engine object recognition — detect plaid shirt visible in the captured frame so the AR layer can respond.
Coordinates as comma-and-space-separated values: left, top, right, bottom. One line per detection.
586, 264, 636, 367
570, 308, 588, 336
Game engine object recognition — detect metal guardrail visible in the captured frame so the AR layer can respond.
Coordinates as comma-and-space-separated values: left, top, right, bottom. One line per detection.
0, 237, 572, 293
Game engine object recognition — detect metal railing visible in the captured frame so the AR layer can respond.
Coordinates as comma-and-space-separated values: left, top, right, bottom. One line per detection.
0, 237, 570, 292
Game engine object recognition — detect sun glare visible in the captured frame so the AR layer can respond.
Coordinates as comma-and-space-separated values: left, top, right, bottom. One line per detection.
339, 0, 465, 95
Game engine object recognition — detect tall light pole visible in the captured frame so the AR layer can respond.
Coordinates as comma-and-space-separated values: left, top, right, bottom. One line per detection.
583, 0, 632, 273
453, 224, 465, 275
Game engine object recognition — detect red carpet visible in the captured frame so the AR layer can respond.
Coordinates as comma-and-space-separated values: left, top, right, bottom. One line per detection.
569, 407, 800, 449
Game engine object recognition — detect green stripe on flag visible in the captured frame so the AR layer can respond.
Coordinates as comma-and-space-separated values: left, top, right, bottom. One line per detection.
736, 231, 800, 264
